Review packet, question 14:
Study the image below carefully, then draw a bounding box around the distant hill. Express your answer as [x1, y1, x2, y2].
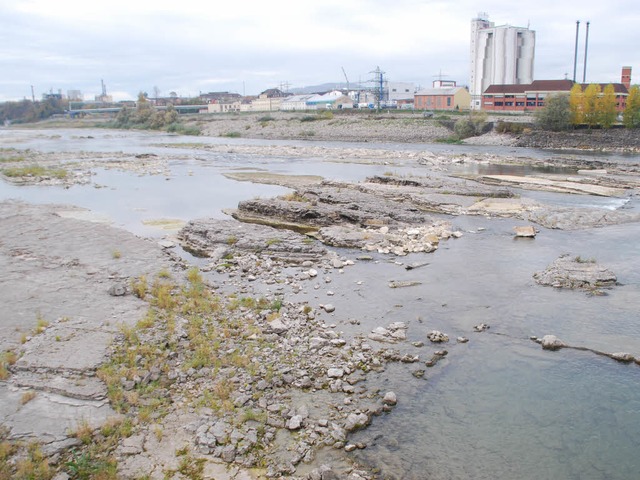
[288, 82, 367, 94]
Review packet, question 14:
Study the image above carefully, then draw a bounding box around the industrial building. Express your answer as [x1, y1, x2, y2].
[414, 81, 471, 111]
[470, 13, 535, 109]
[481, 67, 632, 113]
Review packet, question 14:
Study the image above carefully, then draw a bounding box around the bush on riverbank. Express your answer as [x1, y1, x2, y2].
[112, 94, 200, 135]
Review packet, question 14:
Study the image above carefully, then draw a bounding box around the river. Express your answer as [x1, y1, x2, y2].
[1, 127, 639, 479]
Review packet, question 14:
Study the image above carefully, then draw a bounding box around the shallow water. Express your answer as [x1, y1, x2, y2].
[2, 127, 640, 479]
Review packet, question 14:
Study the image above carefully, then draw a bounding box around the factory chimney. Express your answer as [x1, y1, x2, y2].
[621, 66, 632, 89]
[582, 21, 590, 83]
[572, 21, 580, 82]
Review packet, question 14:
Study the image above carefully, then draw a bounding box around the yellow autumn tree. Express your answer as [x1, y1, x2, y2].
[583, 83, 601, 128]
[598, 84, 618, 129]
[624, 85, 640, 128]
[569, 83, 584, 125]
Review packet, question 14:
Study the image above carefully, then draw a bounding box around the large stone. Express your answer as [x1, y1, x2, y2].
[427, 330, 449, 343]
[287, 415, 303, 430]
[534, 254, 617, 290]
[514, 225, 536, 237]
[344, 412, 370, 432]
[382, 391, 397, 406]
[540, 335, 566, 351]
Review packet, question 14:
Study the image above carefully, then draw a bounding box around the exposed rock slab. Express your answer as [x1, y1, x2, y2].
[178, 218, 327, 263]
[0, 200, 177, 446]
[533, 254, 617, 290]
[481, 174, 627, 197]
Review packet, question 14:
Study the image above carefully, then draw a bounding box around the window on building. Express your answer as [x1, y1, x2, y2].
[447, 98, 451, 107]
[505, 102, 513, 106]
[516, 102, 524, 107]
[495, 101, 503, 106]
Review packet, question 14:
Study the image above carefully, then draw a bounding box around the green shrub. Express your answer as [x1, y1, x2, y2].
[2, 165, 68, 179]
[453, 111, 488, 138]
[535, 93, 572, 131]
[495, 121, 525, 134]
[167, 123, 201, 135]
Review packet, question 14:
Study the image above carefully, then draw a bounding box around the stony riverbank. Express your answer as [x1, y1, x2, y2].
[514, 127, 640, 153]
[2, 123, 640, 479]
[190, 111, 640, 153]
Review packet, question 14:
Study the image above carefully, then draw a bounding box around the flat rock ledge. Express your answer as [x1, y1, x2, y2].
[178, 218, 328, 264]
[229, 181, 460, 255]
[533, 254, 617, 291]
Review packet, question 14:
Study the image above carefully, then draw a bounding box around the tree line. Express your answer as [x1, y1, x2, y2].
[0, 97, 67, 124]
[537, 84, 640, 131]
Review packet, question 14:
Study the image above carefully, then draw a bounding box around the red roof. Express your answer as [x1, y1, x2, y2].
[484, 79, 628, 95]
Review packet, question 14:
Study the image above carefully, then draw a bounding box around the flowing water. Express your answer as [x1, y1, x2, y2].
[1, 128, 639, 479]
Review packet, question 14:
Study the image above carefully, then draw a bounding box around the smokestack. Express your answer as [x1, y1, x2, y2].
[582, 21, 590, 83]
[622, 66, 632, 89]
[573, 21, 580, 82]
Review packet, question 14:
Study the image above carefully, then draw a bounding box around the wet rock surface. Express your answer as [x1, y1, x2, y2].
[533, 254, 617, 291]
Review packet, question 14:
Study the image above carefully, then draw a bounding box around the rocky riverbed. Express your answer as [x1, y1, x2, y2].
[2, 120, 640, 479]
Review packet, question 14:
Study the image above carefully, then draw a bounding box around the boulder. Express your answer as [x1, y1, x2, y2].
[514, 225, 536, 238]
[610, 352, 635, 363]
[540, 335, 566, 351]
[534, 254, 617, 291]
[382, 391, 397, 406]
[287, 415, 303, 430]
[427, 330, 449, 343]
[344, 412, 370, 432]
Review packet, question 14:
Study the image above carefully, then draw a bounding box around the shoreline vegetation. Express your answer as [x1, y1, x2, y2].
[0, 115, 639, 479]
[10, 109, 640, 153]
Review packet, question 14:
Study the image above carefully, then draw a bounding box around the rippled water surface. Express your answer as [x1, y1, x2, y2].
[2, 128, 640, 479]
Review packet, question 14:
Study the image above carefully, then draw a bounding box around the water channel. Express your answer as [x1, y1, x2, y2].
[1, 128, 639, 479]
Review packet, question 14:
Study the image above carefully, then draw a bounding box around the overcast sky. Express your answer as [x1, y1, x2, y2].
[1, 0, 638, 102]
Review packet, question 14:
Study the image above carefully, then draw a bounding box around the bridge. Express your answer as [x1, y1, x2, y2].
[67, 104, 208, 117]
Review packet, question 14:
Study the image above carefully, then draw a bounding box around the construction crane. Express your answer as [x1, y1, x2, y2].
[341, 67, 350, 91]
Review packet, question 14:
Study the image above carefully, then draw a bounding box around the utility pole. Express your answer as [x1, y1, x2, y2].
[30, 85, 35, 102]
[572, 21, 580, 82]
[370, 66, 386, 111]
[582, 21, 590, 83]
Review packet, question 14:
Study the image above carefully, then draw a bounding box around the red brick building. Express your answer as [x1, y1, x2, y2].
[482, 71, 631, 113]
